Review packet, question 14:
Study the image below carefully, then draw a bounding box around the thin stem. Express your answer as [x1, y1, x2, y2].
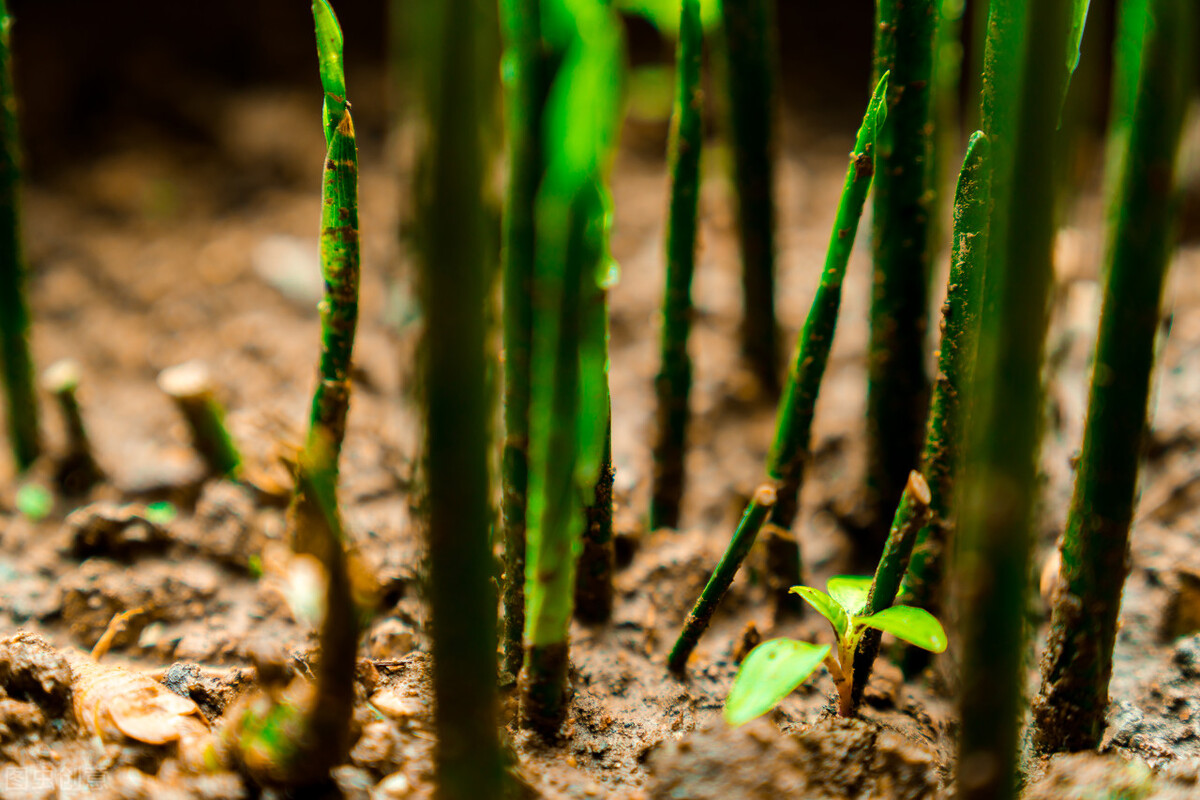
[0, 0, 38, 471]
[848, 470, 932, 714]
[649, 0, 703, 532]
[866, 0, 937, 555]
[957, 1, 1076, 797]
[668, 484, 777, 673]
[157, 361, 242, 479]
[575, 406, 614, 623]
[1032, 0, 1194, 755]
[722, 0, 780, 393]
[415, 0, 504, 792]
[669, 79, 889, 668]
[896, 131, 991, 645]
[43, 359, 103, 495]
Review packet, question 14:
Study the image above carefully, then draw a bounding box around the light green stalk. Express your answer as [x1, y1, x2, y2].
[956, 1, 1076, 798]
[668, 78, 888, 671]
[1033, 0, 1194, 755]
[0, 0, 38, 471]
[721, 0, 780, 392]
[499, 0, 545, 683]
[866, 0, 937, 552]
[849, 470, 931, 712]
[895, 131, 991, 653]
[412, 0, 505, 795]
[649, 0, 703, 532]
[292, 0, 361, 566]
[157, 361, 242, 479]
[522, 0, 622, 733]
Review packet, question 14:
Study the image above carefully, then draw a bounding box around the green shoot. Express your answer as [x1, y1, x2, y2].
[42, 358, 104, 495]
[865, 0, 937, 552]
[725, 575, 946, 725]
[721, 0, 781, 392]
[649, 0, 703, 532]
[668, 76, 888, 672]
[412, 0, 504, 793]
[157, 361, 243, 479]
[1033, 0, 1195, 755]
[15, 480, 51, 521]
[498, 0, 545, 681]
[0, 0, 39, 472]
[521, 0, 623, 732]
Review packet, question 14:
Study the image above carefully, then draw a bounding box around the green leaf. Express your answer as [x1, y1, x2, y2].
[312, 0, 347, 145]
[790, 586, 848, 640]
[856, 605, 948, 653]
[724, 639, 831, 727]
[826, 575, 872, 616]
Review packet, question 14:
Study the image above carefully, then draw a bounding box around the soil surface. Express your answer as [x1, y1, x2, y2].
[2, 71, 1200, 799]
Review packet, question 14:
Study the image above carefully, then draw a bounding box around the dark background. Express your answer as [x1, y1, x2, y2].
[8, 0, 883, 173]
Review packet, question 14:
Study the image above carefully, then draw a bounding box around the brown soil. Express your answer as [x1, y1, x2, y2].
[3, 73, 1200, 799]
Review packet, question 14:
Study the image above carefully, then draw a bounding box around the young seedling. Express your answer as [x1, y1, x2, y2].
[957, 1, 1079, 797]
[668, 75, 889, 673]
[412, 0, 505, 794]
[157, 360, 243, 479]
[498, 0, 546, 680]
[1033, 0, 1194, 755]
[894, 131, 991, 675]
[521, 0, 622, 733]
[725, 573, 946, 725]
[865, 0, 937, 554]
[721, 0, 781, 393]
[0, 0, 39, 472]
[42, 358, 104, 495]
[649, 0, 703, 532]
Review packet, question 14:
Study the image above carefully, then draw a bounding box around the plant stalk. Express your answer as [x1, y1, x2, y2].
[668, 484, 777, 673]
[866, 0, 937, 556]
[848, 470, 932, 713]
[0, 0, 38, 472]
[895, 130, 991, 669]
[499, 0, 545, 683]
[649, 0, 703, 532]
[956, 1, 1075, 798]
[157, 360, 242, 479]
[576, 407, 615, 623]
[668, 78, 889, 667]
[1032, 0, 1194, 755]
[414, 0, 504, 793]
[43, 359, 103, 495]
[721, 0, 780, 393]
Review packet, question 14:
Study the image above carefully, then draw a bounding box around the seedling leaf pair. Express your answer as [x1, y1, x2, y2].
[725, 576, 946, 725]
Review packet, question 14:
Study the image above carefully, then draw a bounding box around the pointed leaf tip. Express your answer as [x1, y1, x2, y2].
[724, 639, 831, 727]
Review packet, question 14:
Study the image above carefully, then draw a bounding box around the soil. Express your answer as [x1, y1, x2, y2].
[3, 65, 1200, 799]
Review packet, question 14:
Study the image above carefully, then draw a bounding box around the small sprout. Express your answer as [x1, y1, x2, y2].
[15, 481, 52, 520]
[144, 500, 177, 526]
[725, 575, 946, 724]
[43, 358, 104, 494]
[157, 360, 243, 479]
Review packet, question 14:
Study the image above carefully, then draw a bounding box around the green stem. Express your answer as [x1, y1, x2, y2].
[649, 0, 703, 532]
[848, 470, 932, 713]
[896, 131, 991, 642]
[498, 0, 544, 683]
[865, 0, 937, 553]
[0, 1, 38, 472]
[157, 361, 242, 479]
[43, 359, 103, 495]
[575, 408, 614, 623]
[721, 0, 780, 393]
[668, 484, 777, 673]
[415, 0, 504, 793]
[957, 1, 1075, 798]
[766, 75, 889, 537]
[1032, 0, 1193, 755]
[669, 78, 888, 660]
